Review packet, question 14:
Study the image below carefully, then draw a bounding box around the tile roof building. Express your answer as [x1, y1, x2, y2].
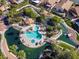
[54, 0, 74, 11]
[61, 0, 73, 11]
[0, 4, 9, 12]
[32, 0, 58, 5]
[47, 0, 58, 5]
[69, 5, 79, 18]
[74, 6, 79, 16]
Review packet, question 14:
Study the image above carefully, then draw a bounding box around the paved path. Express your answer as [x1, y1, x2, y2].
[43, 10, 78, 46]
[50, 30, 62, 40]
[16, 4, 40, 11]
[49, 11, 79, 45]
[1, 31, 17, 59]
[48, 11, 79, 45]
[67, 28, 79, 44]
[62, 20, 79, 45]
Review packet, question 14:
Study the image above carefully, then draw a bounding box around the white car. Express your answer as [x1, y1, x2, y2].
[31, 0, 41, 4]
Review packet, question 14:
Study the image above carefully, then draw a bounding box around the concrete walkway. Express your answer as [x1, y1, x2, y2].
[49, 11, 79, 45]
[16, 4, 40, 11]
[62, 20, 79, 45]
[50, 30, 62, 40]
[1, 31, 17, 59]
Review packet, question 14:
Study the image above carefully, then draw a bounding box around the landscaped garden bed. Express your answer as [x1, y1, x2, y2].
[4, 27, 49, 59]
[23, 8, 38, 18]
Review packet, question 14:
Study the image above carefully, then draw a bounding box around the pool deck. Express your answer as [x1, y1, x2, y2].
[20, 34, 46, 48]
[20, 24, 46, 48]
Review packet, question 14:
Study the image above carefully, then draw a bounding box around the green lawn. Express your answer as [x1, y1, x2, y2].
[24, 8, 38, 18]
[71, 50, 79, 59]
[4, 27, 49, 59]
[58, 42, 75, 50]
[58, 23, 76, 46]
[65, 19, 73, 27]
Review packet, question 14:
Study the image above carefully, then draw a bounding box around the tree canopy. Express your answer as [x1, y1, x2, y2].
[51, 16, 61, 23]
[17, 50, 26, 59]
[23, 8, 37, 18]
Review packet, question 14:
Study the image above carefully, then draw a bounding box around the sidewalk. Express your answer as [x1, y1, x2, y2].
[62, 20, 79, 45]
[1, 31, 17, 59]
[50, 30, 62, 40]
[16, 4, 40, 11]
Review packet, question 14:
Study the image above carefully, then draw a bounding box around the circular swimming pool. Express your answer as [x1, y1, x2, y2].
[24, 25, 42, 43]
[20, 24, 46, 48]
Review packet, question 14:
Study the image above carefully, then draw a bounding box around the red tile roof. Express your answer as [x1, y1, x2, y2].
[54, 0, 73, 11]
[55, 0, 67, 8]
[75, 6, 79, 16]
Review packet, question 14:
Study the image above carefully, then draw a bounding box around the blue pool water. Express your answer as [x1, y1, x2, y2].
[25, 25, 42, 42]
[31, 40, 35, 43]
